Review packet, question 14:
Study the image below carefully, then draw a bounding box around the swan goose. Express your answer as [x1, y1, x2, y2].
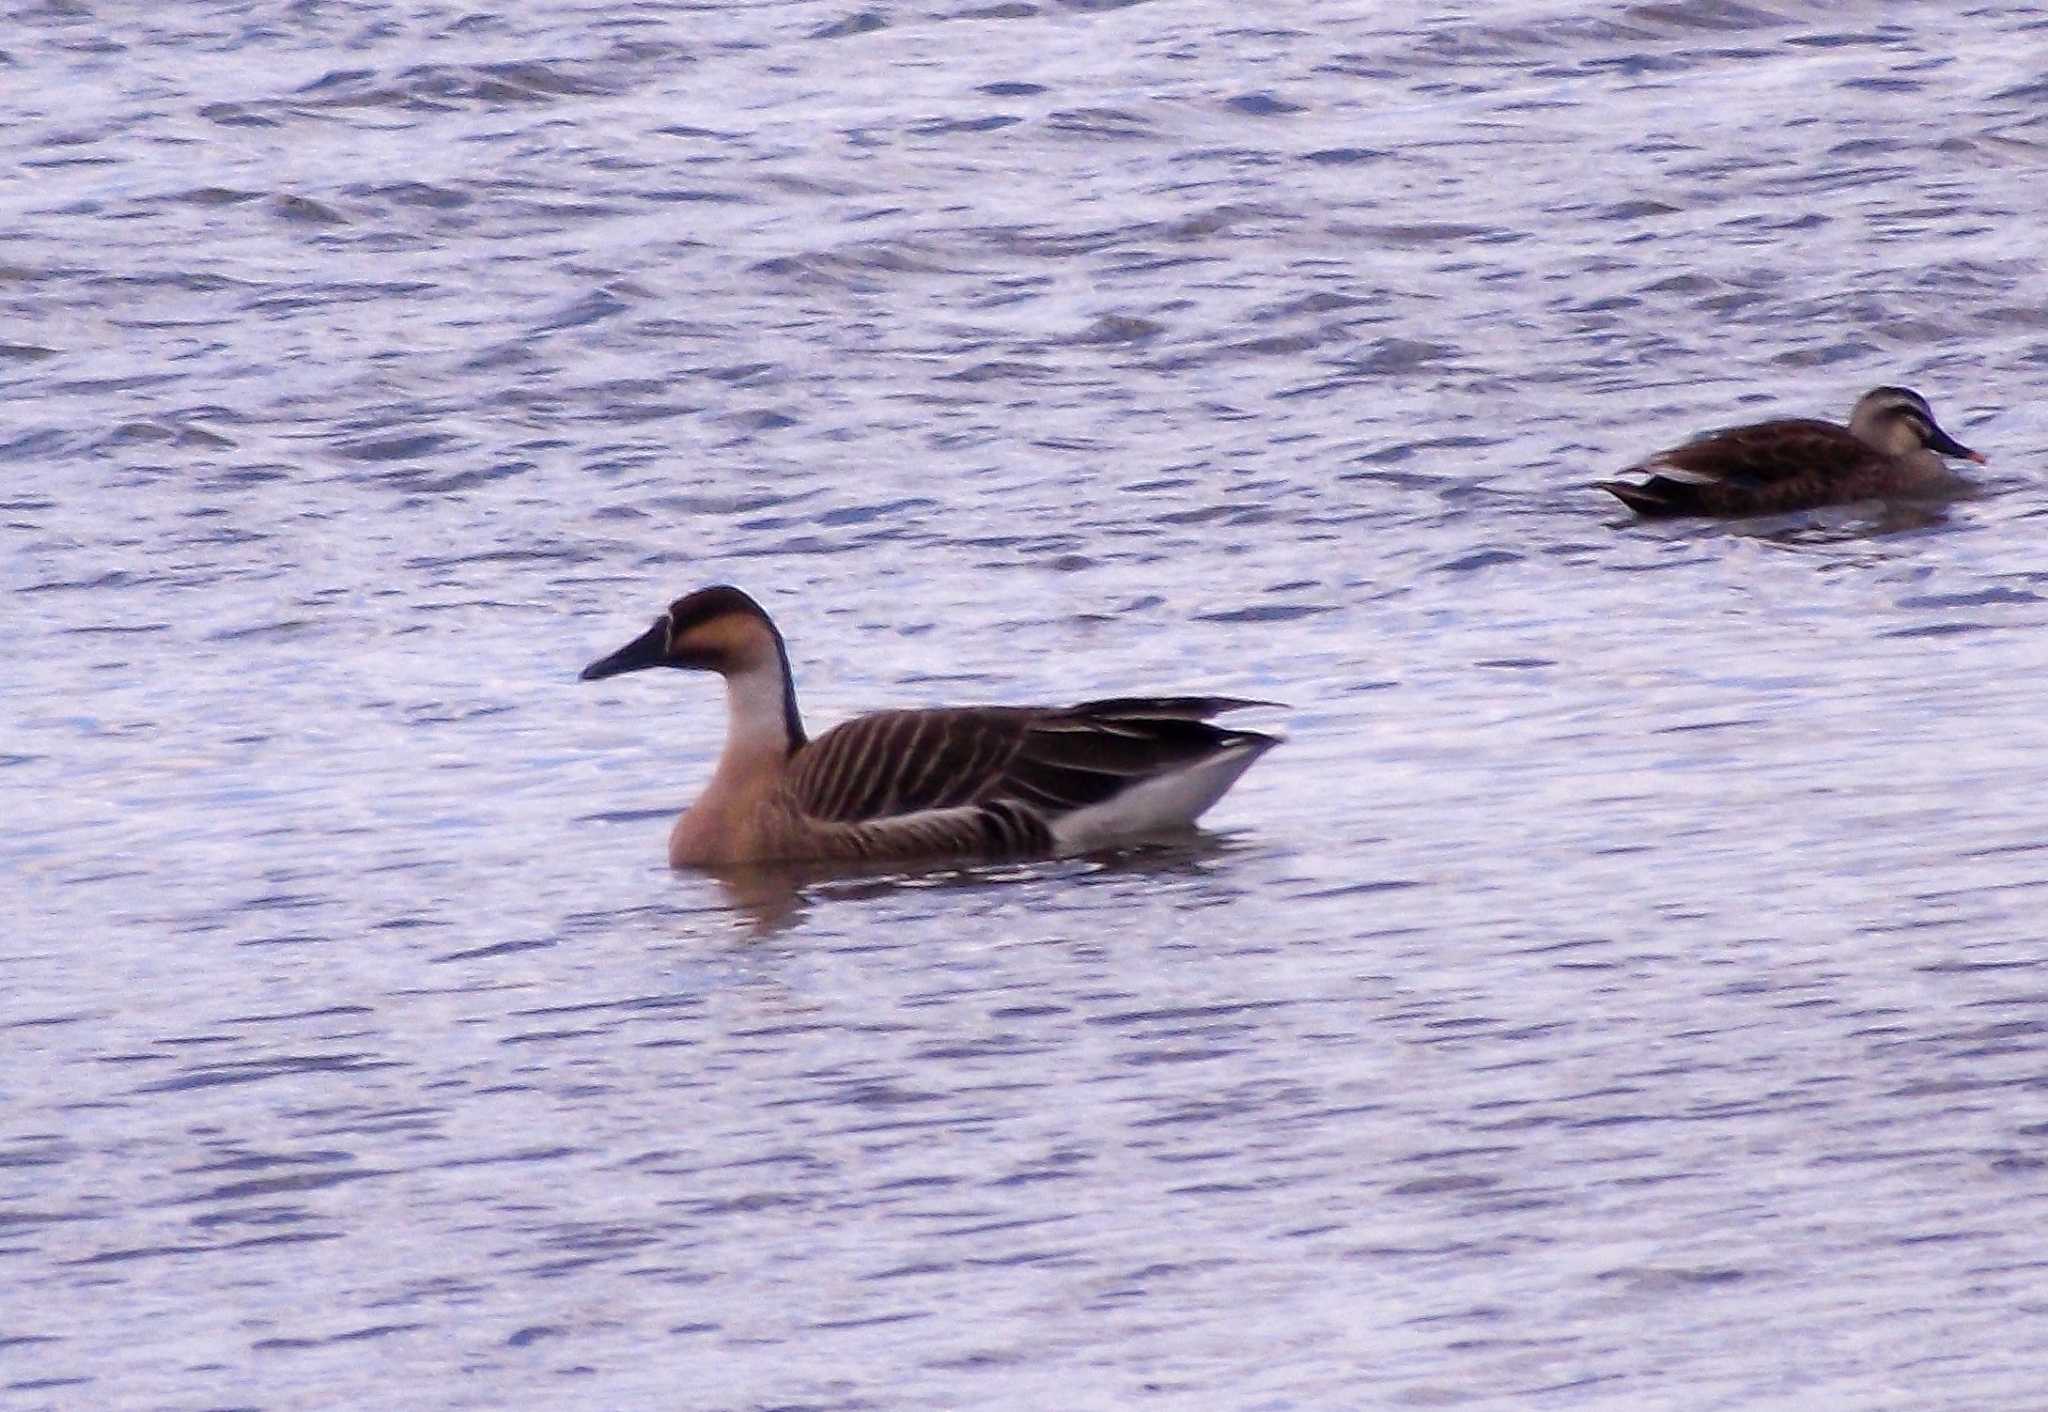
[580, 586, 1282, 867]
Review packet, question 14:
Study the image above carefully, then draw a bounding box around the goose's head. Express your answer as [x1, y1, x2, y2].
[580, 586, 785, 681]
[1849, 386, 1985, 464]
[582, 585, 805, 748]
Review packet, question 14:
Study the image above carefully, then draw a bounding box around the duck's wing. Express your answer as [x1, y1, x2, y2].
[1648, 418, 1873, 487]
[783, 698, 1280, 856]
[1597, 418, 1877, 516]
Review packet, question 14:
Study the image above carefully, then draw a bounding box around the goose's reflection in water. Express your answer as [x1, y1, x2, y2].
[701, 832, 1262, 938]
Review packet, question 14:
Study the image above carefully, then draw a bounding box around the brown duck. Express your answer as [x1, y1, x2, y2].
[1597, 385, 1985, 518]
[580, 586, 1282, 867]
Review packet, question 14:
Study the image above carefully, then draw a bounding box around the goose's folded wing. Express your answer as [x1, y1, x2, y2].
[1064, 695, 1281, 720]
[999, 699, 1279, 815]
[785, 709, 1034, 823]
[1646, 418, 1870, 486]
[784, 699, 1280, 826]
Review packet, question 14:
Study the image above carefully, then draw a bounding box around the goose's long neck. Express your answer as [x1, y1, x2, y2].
[718, 640, 806, 766]
[671, 653, 802, 868]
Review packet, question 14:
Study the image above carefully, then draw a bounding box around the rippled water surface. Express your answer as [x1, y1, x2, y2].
[8, 1, 2048, 1407]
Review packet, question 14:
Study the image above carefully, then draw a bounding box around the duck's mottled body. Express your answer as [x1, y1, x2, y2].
[1597, 386, 1984, 518]
[581, 587, 1280, 867]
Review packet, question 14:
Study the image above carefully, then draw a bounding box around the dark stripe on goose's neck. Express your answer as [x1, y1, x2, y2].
[765, 616, 807, 752]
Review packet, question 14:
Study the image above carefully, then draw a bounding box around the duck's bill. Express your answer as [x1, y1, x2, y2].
[580, 620, 670, 681]
[1928, 423, 1987, 464]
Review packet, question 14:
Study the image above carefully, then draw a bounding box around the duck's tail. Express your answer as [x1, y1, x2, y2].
[1595, 478, 1694, 518]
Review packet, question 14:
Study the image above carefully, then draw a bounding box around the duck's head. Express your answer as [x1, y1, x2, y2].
[1850, 386, 1985, 464]
[582, 585, 805, 747]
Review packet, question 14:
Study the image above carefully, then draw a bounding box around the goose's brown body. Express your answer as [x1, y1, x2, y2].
[670, 698, 1273, 866]
[1597, 386, 1984, 518]
[581, 587, 1280, 867]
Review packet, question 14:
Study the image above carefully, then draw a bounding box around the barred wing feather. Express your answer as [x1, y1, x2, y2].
[784, 698, 1278, 834]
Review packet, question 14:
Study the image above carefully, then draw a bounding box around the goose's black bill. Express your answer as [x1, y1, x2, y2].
[581, 620, 670, 681]
[1925, 420, 1986, 464]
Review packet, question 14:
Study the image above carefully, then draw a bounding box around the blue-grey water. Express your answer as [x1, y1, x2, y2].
[7, 2, 2048, 1407]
